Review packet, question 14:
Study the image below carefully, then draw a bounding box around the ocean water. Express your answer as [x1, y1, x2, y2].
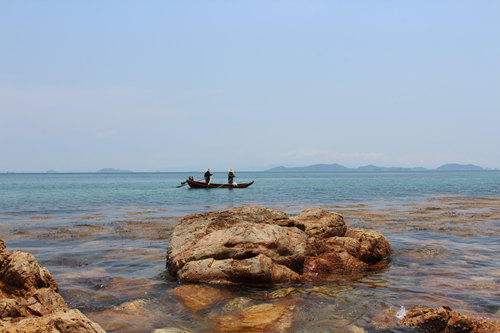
[1, 170, 499, 217]
[1, 171, 499, 332]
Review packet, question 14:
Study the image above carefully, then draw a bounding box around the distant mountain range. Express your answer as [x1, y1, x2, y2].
[266, 163, 488, 172]
[96, 168, 132, 173]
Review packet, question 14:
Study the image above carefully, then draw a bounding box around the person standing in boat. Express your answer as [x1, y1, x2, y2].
[204, 169, 213, 184]
[228, 169, 236, 185]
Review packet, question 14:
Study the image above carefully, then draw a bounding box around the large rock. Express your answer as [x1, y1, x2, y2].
[0, 240, 105, 332]
[167, 206, 392, 285]
[167, 206, 307, 284]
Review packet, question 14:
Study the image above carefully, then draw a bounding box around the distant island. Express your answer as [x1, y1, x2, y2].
[96, 168, 133, 173]
[266, 163, 487, 172]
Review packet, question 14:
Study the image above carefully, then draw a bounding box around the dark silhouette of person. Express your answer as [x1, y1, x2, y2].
[204, 169, 213, 184]
[228, 169, 236, 184]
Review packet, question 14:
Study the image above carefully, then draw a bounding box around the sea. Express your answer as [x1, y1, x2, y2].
[2, 170, 499, 217]
[1, 171, 499, 332]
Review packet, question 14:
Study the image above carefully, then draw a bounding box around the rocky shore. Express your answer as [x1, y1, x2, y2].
[0, 240, 105, 332]
[1, 197, 499, 332]
[166, 206, 392, 285]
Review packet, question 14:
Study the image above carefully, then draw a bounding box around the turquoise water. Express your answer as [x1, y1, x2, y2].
[1, 171, 499, 217]
[1, 171, 499, 332]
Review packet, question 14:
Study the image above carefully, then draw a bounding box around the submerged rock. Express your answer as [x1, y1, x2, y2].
[166, 206, 392, 285]
[212, 299, 297, 332]
[171, 284, 232, 312]
[0, 239, 105, 332]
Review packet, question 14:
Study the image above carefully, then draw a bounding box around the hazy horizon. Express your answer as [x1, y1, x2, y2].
[1, 162, 498, 174]
[2, 1, 499, 172]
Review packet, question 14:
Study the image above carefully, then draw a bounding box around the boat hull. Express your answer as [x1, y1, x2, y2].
[186, 179, 254, 188]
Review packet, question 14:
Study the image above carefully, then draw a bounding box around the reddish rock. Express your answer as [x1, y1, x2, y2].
[402, 305, 500, 332]
[304, 251, 368, 274]
[345, 228, 392, 263]
[212, 299, 297, 332]
[307, 236, 360, 257]
[172, 284, 232, 312]
[0, 249, 57, 293]
[0, 309, 106, 332]
[372, 305, 500, 332]
[0, 240, 105, 332]
[292, 208, 347, 239]
[167, 206, 391, 285]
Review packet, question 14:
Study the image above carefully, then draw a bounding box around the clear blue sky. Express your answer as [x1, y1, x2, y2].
[1, 1, 499, 172]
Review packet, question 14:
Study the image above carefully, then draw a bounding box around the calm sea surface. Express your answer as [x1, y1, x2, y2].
[1, 171, 499, 332]
[1, 171, 499, 216]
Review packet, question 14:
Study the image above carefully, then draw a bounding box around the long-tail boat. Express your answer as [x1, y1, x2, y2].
[186, 179, 254, 188]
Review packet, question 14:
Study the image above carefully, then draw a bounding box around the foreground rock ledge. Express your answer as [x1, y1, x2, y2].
[166, 206, 392, 285]
[0, 240, 105, 332]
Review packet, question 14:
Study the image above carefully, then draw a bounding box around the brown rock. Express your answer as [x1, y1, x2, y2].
[177, 254, 300, 285]
[0, 240, 105, 332]
[168, 207, 292, 269]
[212, 299, 296, 332]
[167, 206, 307, 284]
[0, 250, 58, 292]
[172, 284, 232, 312]
[25, 288, 69, 316]
[167, 206, 391, 285]
[373, 305, 500, 332]
[345, 228, 392, 263]
[402, 305, 500, 332]
[175, 223, 306, 273]
[304, 251, 368, 274]
[293, 208, 346, 239]
[0, 309, 106, 333]
[307, 236, 361, 257]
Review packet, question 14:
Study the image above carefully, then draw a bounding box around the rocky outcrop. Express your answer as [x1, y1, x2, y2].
[0, 240, 105, 332]
[372, 305, 500, 332]
[167, 206, 392, 285]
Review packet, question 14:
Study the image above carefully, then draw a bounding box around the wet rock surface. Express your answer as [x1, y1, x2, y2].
[373, 305, 500, 332]
[167, 206, 392, 285]
[0, 240, 105, 332]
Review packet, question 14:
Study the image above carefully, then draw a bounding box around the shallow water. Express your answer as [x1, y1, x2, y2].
[1, 172, 499, 331]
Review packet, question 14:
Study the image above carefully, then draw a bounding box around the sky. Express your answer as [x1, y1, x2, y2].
[1, 1, 499, 172]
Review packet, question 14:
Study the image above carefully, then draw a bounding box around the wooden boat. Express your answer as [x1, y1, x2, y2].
[186, 179, 254, 188]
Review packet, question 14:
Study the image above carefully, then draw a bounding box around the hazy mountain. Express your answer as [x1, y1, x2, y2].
[266, 163, 485, 172]
[267, 163, 349, 172]
[436, 163, 484, 171]
[96, 168, 133, 173]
